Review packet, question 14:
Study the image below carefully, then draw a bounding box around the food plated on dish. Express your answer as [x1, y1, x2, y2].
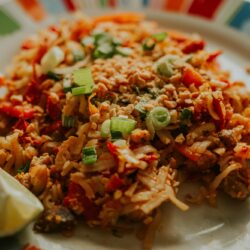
[0, 12, 250, 249]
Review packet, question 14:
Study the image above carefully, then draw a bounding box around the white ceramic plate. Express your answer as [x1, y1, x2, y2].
[1, 10, 250, 250]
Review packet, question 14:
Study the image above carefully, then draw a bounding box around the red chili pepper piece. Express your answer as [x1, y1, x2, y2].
[21, 39, 35, 50]
[106, 174, 125, 192]
[33, 43, 48, 64]
[13, 119, 29, 131]
[213, 97, 226, 129]
[175, 144, 201, 162]
[70, 20, 90, 41]
[46, 95, 61, 120]
[182, 67, 204, 87]
[48, 25, 60, 34]
[142, 153, 159, 163]
[0, 102, 34, 119]
[41, 120, 62, 135]
[107, 141, 118, 156]
[235, 145, 250, 159]
[25, 80, 41, 104]
[64, 182, 99, 221]
[206, 50, 222, 63]
[182, 39, 205, 53]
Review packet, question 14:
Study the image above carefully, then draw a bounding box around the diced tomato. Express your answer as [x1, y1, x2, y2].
[106, 174, 125, 192]
[0, 102, 34, 119]
[21, 39, 35, 50]
[206, 50, 222, 63]
[107, 141, 118, 156]
[175, 144, 201, 162]
[182, 39, 205, 53]
[25, 80, 41, 104]
[182, 67, 204, 87]
[13, 119, 29, 131]
[142, 153, 159, 163]
[46, 95, 61, 120]
[64, 182, 100, 221]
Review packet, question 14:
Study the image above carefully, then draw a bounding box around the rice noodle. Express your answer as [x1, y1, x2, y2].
[210, 162, 242, 190]
[53, 55, 90, 75]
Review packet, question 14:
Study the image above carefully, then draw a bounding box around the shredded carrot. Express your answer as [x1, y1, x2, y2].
[93, 12, 144, 25]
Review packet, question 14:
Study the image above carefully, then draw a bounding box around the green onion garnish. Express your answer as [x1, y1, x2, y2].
[111, 131, 123, 141]
[93, 43, 114, 59]
[156, 60, 173, 77]
[148, 107, 171, 130]
[73, 67, 94, 87]
[47, 71, 61, 81]
[101, 119, 111, 138]
[142, 38, 156, 51]
[82, 146, 97, 165]
[72, 86, 93, 95]
[94, 32, 113, 46]
[110, 117, 136, 135]
[17, 161, 30, 174]
[112, 37, 122, 46]
[63, 76, 72, 93]
[81, 36, 94, 46]
[62, 115, 76, 128]
[135, 101, 147, 120]
[180, 108, 193, 121]
[151, 32, 167, 42]
[116, 47, 133, 56]
[146, 115, 155, 139]
[73, 50, 85, 62]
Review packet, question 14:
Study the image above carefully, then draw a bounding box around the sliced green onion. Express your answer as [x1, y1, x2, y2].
[73, 67, 94, 86]
[94, 32, 113, 46]
[146, 115, 155, 139]
[151, 32, 167, 42]
[63, 76, 72, 93]
[155, 55, 178, 77]
[142, 38, 156, 51]
[41, 46, 64, 73]
[101, 119, 111, 138]
[180, 108, 193, 121]
[93, 43, 114, 59]
[156, 61, 173, 77]
[82, 146, 97, 165]
[148, 107, 171, 130]
[112, 37, 122, 46]
[62, 115, 76, 128]
[135, 101, 147, 120]
[47, 71, 61, 81]
[17, 161, 30, 174]
[133, 86, 140, 95]
[111, 131, 123, 141]
[116, 47, 133, 56]
[81, 36, 94, 46]
[73, 50, 85, 62]
[72, 86, 93, 95]
[110, 117, 136, 135]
